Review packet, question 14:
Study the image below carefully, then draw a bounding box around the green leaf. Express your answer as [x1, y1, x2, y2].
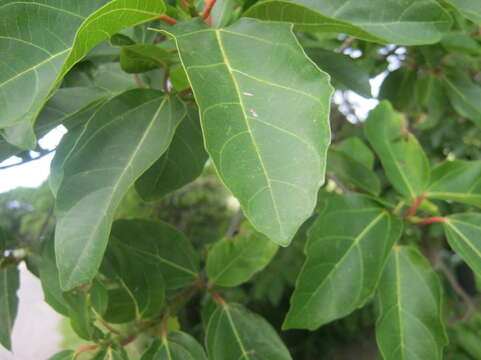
[63, 288, 100, 341]
[446, 0, 481, 23]
[306, 48, 371, 98]
[0, 228, 6, 252]
[92, 344, 129, 360]
[0, 0, 166, 149]
[206, 303, 292, 360]
[365, 101, 430, 200]
[120, 44, 171, 73]
[444, 214, 481, 278]
[283, 194, 402, 330]
[207, 222, 278, 287]
[159, 18, 332, 246]
[244, 0, 452, 45]
[379, 68, 417, 112]
[212, 0, 236, 28]
[110, 219, 199, 289]
[101, 229, 165, 323]
[441, 32, 481, 55]
[47, 350, 75, 360]
[336, 137, 375, 169]
[327, 149, 381, 195]
[444, 71, 481, 129]
[135, 107, 208, 201]
[141, 332, 207, 360]
[427, 160, 481, 208]
[0, 266, 19, 350]
[376, 246, 447, 360]
[54, 89, 184, 291]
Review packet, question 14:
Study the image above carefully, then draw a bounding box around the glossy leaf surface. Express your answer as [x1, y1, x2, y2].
[444, 214, 481, 278]
[376, 246, 447, 360]
[160, 18, 332, 246]
[206, 303, 292, 360]
[54, 90, 183, 291]
[427, 160, 481, 208]
[0, 0, 165, 148]
[245, 0, 452, 45]
[284, 194, 402, 330]
[365, 101, 430, 200]
[207, 222, 278, 287]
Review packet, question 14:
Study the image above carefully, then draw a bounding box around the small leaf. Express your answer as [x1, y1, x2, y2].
[0, 266, 19, 350]
[63, 288, 100, 341]
[135, 107, 208, 201]
[47, 350, 75, 360]
[110, 219, 199, 289]
[446, 0, 481, 23]
[327, 149, 381, 195]
[306, 48, 371, 98]
[365, 101, 430, 200]
[54, 90, 184, 291]
[245, 0, 452, 45]
[0, 0, 166, 149]
[141, 332, 207, 360]
[283, 194, 402, 330]
[379, 68, 417, 112]
[444, 214, 481, 278]
[207, 222, 278, 287]
[158, 18, 332, 246]
[427, 160, 481, 208]
[120, 44, 171, 73]
[336, 137, 375, 169]
[444, 71, 481, 129]
[92, 344, 129, 360]
[206, 303, 292, 360]
[376, 246, 447, 360]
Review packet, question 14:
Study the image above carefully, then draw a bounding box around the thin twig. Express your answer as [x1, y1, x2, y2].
[201, 0, 217, 20]
[414, 217, 445, 226]
[337, 37, 355, 53]
[156, 15, 178, 25]
[405, 193, 426, 218]
[163, 67, 170, 93]
[133, 74, 145, 88]
[99, 317, 122, 335]
[436, 254, 475, 324]
[0, 149, 55, 170]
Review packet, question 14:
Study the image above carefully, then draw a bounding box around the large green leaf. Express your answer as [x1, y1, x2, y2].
[444, 214, 481, 278]
[283, 194, 402, 330]
[54, 89, 184, 291]
[245, 0, 452, 45]
[0, 0, 166, 148]
[206, 303, 292, 360]
[0, 266, 19, 350]
[365, 101, 430, 200]
[427, 160, 481, 208]
[141, 332, 207, 360]
[135, 107, 208, 201]
[207, 222, 278, 287]
[306, 48, 371, 98]
[447, 0, 481, 23]
[158, 18, 332, 246]
[444, 71, 481, 129]
[376, 246, 447, 360]
[327, 149, 381, 195]
[110, 219, 199, 289]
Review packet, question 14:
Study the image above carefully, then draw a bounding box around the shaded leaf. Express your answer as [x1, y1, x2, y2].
[54, 90, 184, 291]
[376, 246, 447, 360]
[47, 350, 75, 360]
[135, 107, 208, 201]
[379, 68, 417, 112]
[0, 266, 19, 350]
[120, 44, 171, 73]
[306, 48, 371, 98]
[245, 0, 452, 45]
[365, 101, 430, 200]
[92, 344, 129, 360]
[284, 194, 402, 330]
[159, 18, 332, 246]
[336, 137, 375, 169]
[444, 214, 481, 278]
[444, 71, 481, 129]
[206, 303, 292, 359]
[0, 0, 166, 149]
[110, 219, 199, 289]
[141, 332, 207, 360]
[427, 160, 481, 208]
[212, 0, 236, 28]
[327, 149, 381, 195]
[207, 222, 278, 287]
[447, 0, 481, 23]
[63, 288, 101, 341]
